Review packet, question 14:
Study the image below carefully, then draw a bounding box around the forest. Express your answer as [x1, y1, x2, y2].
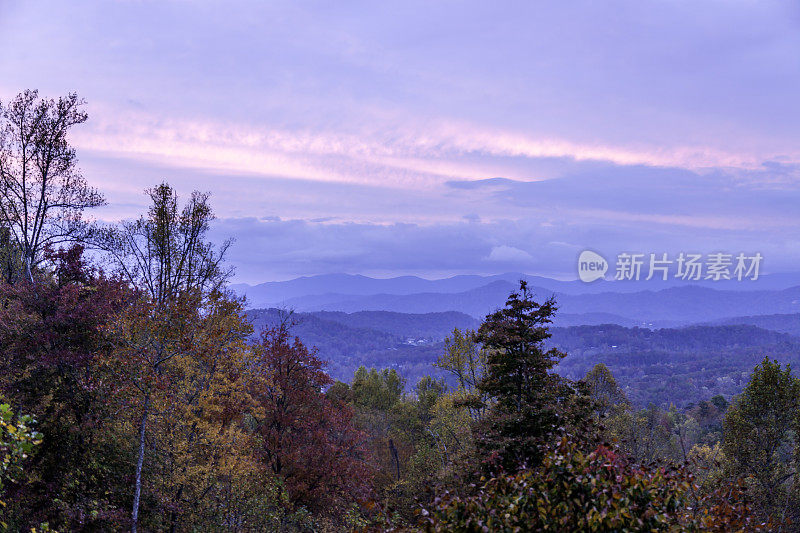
[245, 308, 800, 408]
[2, 90, 800, 531]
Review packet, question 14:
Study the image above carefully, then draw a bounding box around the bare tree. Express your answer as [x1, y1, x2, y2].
[100, 182, 232, 304]
[0, 89, 105, 282]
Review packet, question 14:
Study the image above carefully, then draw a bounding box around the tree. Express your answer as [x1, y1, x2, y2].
[435, 328, 486, 419]
[399, 384, 477, 520]
[139, 291, 259, 532]
[607, 404, 688, 464]
[0, 226, 23, 284]
[0, 90, 104, 282]
[351, 366, 405, 413]
[251, 321, 374, 517]
[100, 183, 234, 531]
[110, 284, 274, 532]
[0, 400, 41, 530]
[424, 438, 763, 532]
[473, 281, 592, 470]
[424, 391, 476, 474]
[583, 362, 628, 417]
[415, 376, 448, 427]
[436, 329, 485, 393]
[0, 246, 133, 530]
[476, 281, 562, 407]
[723, 357, 800, 523]
[99, 183, 231, 304]
[348, 367, 410, 488]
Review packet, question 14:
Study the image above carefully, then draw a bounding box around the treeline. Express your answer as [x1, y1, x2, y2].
[242, 309, 800, 408]
[248, 308, 402, 361]
[245, 309, 453, 384]
[551, 323, 799, 353]
[1, 89, 799, 531]
[553, 324, 800, 407]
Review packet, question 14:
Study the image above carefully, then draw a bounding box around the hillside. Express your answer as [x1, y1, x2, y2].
[711, 313, 800, 336]
[245, 308, 475, 382]
[309, 310, 479, 340]
[244, 307, 800, 407]
[550, 324, 800, 407]
[246, 308, 402, 360]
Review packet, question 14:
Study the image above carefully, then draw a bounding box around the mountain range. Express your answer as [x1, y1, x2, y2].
[232, 271, 800, 307]
[234, 272, 800, 406]
[233, 273, 800, 327]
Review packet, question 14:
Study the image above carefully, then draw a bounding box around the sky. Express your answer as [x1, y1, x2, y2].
[1, 0, 799, 283]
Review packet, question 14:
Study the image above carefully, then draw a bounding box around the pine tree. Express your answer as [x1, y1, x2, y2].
[474, 280, 590, 471]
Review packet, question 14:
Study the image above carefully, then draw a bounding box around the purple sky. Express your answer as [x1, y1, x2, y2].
[2, 1, 799, 283]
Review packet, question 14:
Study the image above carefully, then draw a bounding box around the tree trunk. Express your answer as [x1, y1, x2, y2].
[24, 258, 33, 284]
[169, 484, 184, 533]
[389, 438, 400, 481]
[132, 393, 150, 533]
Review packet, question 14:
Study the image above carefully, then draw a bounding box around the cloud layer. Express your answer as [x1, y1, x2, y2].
[2, 1, 799, 282]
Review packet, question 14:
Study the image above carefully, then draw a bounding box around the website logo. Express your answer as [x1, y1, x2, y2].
[578, 251, 763, 282]
[578, 250, 608, 282]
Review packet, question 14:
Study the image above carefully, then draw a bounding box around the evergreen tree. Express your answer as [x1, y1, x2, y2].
[474, 280, 591, 471]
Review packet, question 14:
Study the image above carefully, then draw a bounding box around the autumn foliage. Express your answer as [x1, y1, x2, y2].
[424, 437, 764, 532]
[252, 320, 374, 514]
[0, 223, 779, 532]
[0, 91, 789, 531]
